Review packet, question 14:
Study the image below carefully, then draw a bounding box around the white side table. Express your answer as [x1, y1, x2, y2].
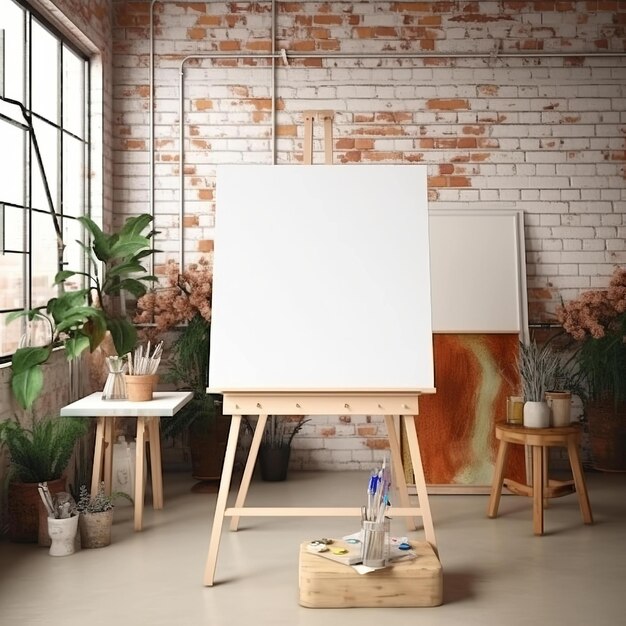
[61, 391, 192, 531]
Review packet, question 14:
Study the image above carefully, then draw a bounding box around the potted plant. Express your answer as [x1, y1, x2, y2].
[556, 266, 626, 471]
[76, 482, 132, 548]
[517, 341, 561, 428]
[135, 258, 227, 483]
[8, 214, 158, 410]
[257, 416, 310, 482]
[0, 416, 87, 543]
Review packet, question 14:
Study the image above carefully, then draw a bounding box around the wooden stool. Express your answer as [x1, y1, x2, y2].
[487, 424, 593, 535]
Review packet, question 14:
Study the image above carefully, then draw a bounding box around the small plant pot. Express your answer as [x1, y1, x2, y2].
[47, 515, 79, 557]
[79, 510, 114, 548]
[523, 401, 551, 428]
[124, 375, 154, 402]
[259, 446, 291, 482]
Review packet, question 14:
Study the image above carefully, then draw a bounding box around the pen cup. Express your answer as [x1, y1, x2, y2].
[361, 519, 390, 568]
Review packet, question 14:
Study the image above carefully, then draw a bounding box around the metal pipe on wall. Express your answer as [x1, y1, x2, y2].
[149, 0, 626, 270]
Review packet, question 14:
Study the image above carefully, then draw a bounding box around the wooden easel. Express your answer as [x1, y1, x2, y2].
[303, 110, 334, 165]
[203, 391, 437, 586]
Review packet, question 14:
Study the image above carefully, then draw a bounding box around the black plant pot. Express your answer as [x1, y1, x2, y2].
[259, 445, 291, 482]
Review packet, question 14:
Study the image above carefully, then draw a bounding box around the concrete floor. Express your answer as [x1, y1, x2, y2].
[0, 470, 624, 626]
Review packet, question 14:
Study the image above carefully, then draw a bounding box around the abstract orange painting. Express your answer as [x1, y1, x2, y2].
[416, 333, 526, 489]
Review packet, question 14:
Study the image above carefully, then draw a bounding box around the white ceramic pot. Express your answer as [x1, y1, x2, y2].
[47, 515, 79, 557]
[523, 401, 551, 428]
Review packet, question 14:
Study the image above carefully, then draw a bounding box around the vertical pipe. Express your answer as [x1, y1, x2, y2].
[270, 0, 276, 165]
[149, 0, 157, 275]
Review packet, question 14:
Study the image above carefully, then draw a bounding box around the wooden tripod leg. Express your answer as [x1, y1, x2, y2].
[134, 417, 147, 531]
[230, 414, 268, 531]
[403, 415, 437, 552]
[487, 438, 509, 519]
[204, 415, 243, 587]
[303, 112, 314, 164]
[91, 417, 106, 497]
[384, 415, 415, 531]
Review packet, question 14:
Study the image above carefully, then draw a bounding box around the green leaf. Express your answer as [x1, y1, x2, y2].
[64, 334, 91, 360]
[107, 318, 137, 356]
[6, 307, 47, 325]
[11, 365, 44, 410]
[106, 260, 146, 277]
[116, 278, 147, 298]
[135, 248, 158, 260]
[11, 346, 52, 375]
[120, 214, 153, 238]
[54, 270, 77, 284]
[82, 312, 108, 351]
[78, 216, 111, 262]
[109, 235, 151, 260]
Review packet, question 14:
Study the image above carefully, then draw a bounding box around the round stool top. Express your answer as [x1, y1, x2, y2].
[496, 423, 581, 446]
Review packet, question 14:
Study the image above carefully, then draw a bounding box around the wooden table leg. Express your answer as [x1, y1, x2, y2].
[103, 417, 115, 496]
[384, 415, 416, 531]
[147, 416, 164, 510]
[488, 438, 509, 519]
[204, 415, 243, 586]
[91, 417, 106, 497]
[567, 437, 593, 525]
[532, 446, 544, 535]
[542, 447, 549, 509]
[403, 415, 437, 552]
[134, 417, 147, 531]
[230, 414, 267, 531]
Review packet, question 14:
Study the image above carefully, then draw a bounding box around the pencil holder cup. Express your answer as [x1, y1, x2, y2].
[361, 518, 390, 568]
[124, 375, 154, 402]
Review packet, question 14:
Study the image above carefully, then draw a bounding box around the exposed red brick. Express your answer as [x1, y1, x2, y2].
[420, 138, 435, 149]
[123, 139, 145, 150]
[191, 139, 210, 149]
[365, 438, 390, 450]
[419, 15, 442, 25]
[336, 138, 355, 149]
[611, 151, 626, 161]
[450, 14, 514, 22]
[427, 98, 470, 110]
[290, 39, 316, 51]
[420, 38, 436, 50]
[339, 151, 362, 163]
[183, 215, 199, 228]
[319, 427, 336, 437]
[188, 126, 199, 136]
[194, 99, 213, 111]
[318, 40, 341, 50]
[117, 126, 131, 136]
[279, 2, 305, 12]
[528, 287, 554, 300]
[196, 14, 221, 26]
[439, 163, 454, 175]
[405, 153, 424, 162]
[391, 2, 433, 11]
[198, 189, 214, 201]
[219, 40, 241, 51]
[428, 176, 447, 187]
[314, 14, 343, 25]
[311, 28, 330, 39]
[357, 426, 377, 437]
[353, 125, 406, 136]
[197, 240, 214, 253]
[462, 125, 486, 135]
[354, 138, 374, 150]
[470, 153, 491, 162]
[354, 114, 375, 123]
[375, 26, 398, 37]
[478, 84, 499, 96]
[354, 27, 374, 38]
[362, 151, 403, 161]
[246, 40, 272, 51]
[477, 138, 500, 148]
[247, 97, 284, 111]
[277, 125, 297, 137]
[252, 111, 269, 123]
[449, 176, 471, 187]
[187, 27, 206, 40]
[294, 15, 312, 26]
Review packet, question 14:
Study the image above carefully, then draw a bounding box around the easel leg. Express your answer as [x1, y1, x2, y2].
[487, 439, 509, 518]
[103, 417, 115, 495]
[204, 415, 243, 586]
[134, 417, 147, 532]
[384, 415, 416, 531]
[91, 417, 106, 497]
[230, 414, 268, 531]
[403, 415, 437, 552]
[148, 417, 164, 510]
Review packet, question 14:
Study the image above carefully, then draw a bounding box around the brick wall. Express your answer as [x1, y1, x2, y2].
[110, 0, 626, 470]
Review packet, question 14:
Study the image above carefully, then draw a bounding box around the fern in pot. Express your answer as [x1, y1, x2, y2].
[517, 341, 561, 428]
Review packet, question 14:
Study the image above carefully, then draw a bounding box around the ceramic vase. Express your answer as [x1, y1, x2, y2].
[523, 401, 550, 428]
[47, 515, 79, 556]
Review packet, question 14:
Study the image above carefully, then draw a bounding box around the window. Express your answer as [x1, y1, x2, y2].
[0, 0, 89, 359]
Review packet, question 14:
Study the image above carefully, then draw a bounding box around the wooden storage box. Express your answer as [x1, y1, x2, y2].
[298, 541, 443, 608]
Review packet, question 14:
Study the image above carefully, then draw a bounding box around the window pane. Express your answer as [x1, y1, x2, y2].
[0, 121, 25, 205]
[31, 118, 59, 213]
[31, 19, 59, 122]
[62, 46, 84, 138]
[62, 216, 84, 289]
[1, 311, 23, 357]
[31, 209, 58, 307]
[2, 203, 26, 252]
[0, 0, 25, 103]
[62, 134, 85, 217]
[0, 252, 25, 309]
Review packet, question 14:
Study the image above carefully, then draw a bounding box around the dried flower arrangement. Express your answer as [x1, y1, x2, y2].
[556, 266, 626, 403]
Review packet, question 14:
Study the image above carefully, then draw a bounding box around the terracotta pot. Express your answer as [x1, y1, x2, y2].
[8, 477, 67, 544]
[79, 509, 114, 548]
[586, 400, 626, 472]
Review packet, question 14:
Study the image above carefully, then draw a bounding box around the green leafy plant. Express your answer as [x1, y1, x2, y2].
[8, 214, 158, 409]
[76, 482, 132, 514]
[0, 417, 88, 483]
[260, 416, 310, 449]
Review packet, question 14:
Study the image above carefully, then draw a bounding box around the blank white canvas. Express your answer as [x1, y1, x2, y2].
[209, 164, 434, 392]
[429, 210, 526, 334]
